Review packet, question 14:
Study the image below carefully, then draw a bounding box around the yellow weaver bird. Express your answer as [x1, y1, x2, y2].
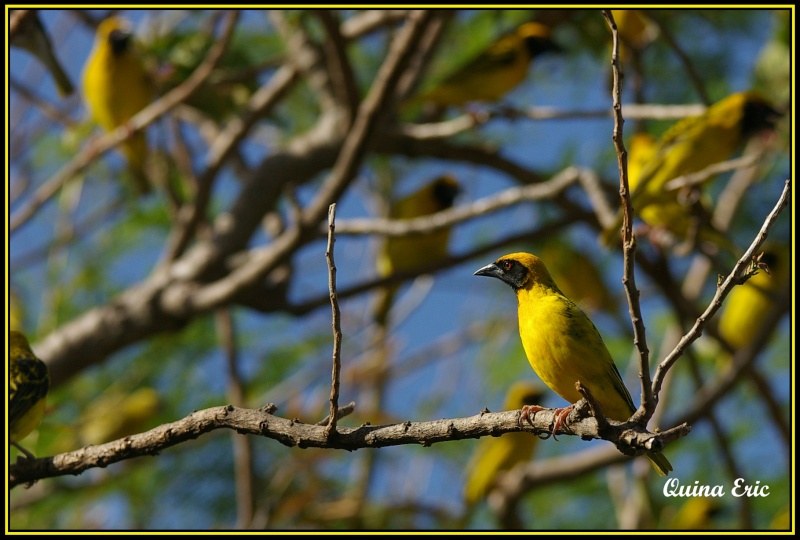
[602, 92, 780, 248]
[374, 175, 461, 326]
[627, 131, 733, 254]
[626, 132, 658, 191]
[416, 22, 560, 107]
[474, 252, 672, 476]
[463, 381, 545, 506]
[83, 17, 153, 194]
[717, 248, 788, 352]
[9, 331, 50, 459]
[10, 10, 74, 96]
[667, 497, 722, 530]
[611, 9, 657, 67]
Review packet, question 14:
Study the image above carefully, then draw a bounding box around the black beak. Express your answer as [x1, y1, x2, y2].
[474, 262, 502, 279]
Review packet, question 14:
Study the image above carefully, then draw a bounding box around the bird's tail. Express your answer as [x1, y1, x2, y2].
[123, 132, 152, 195]
[646, 451, 673, 477]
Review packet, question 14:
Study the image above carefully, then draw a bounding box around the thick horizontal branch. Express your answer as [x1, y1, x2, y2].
[9, 399, 686, 488]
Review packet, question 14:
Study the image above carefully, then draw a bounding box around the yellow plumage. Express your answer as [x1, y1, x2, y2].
[11, 10, 74, 96]
[374, 175, 461, 326]
[463, 381, 544, 506]
[82, 17, 153, 194]
[611, 9, 657, 66]
[474, 252, 672, 476]
[9, 331, 50, 459]
[667, 497, 722, 530]
[626, 131, 721, 248]
[718, 249, 787, 351]
[626, 132, 658, 193]
[602, 92, 780, 247]
[769, 504, 790, 530]
[417, 22, 560, 107]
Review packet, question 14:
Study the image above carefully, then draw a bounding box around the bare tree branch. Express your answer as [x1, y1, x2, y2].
[602, 9, 656, 423]
[325, 204, 343, 437]
[9, 401, 685, 489]
[652, 179, 791, 395]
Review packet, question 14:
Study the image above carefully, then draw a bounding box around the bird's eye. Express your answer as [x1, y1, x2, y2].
[502, 260, 513, 271]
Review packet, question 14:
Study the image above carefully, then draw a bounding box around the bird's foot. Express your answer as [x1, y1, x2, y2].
[551, 405, 575, 440]
[519, 404, 546, 426]
[12, 441, 37, 461]
[520, 404, 574, 440]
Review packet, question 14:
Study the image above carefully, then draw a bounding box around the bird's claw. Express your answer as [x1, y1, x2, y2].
[550, 405, 575, 441]
[519, 404, 545, 426]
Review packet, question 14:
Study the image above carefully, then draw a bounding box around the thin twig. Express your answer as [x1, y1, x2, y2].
[652, 179, 791, 397]
[667, 277, 791, 429]
[316, 401, 356, 427]
[325, 204, 343, 438]
[664, 153, 762, 191]
[602, 10, 655, 422]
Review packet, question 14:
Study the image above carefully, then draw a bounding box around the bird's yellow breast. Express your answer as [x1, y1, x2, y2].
[83, 45, 150, 131]
[516, 284, 634, 421]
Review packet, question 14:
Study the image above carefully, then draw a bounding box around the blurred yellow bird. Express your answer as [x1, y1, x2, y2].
[667, 497, 722, 530]
[463, 381, 545, 506]
[79, 387, 161, 446]
[11, 10, 75, 96]
[538, 239, 616, 315]
[626, 132, 658, 192]
[474, 252, 672, 476]
[9, 331, 50, 459]
[417, 21, 560, 107]
[769, 504, 790, 530]
[374, 175, 461, 326]
[626, 131, 716, 248]
[611, 9, 657, 66]
[602, 92, 780, 247]
[83, 17, 153, 194]
[717, 248, 788, 351]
